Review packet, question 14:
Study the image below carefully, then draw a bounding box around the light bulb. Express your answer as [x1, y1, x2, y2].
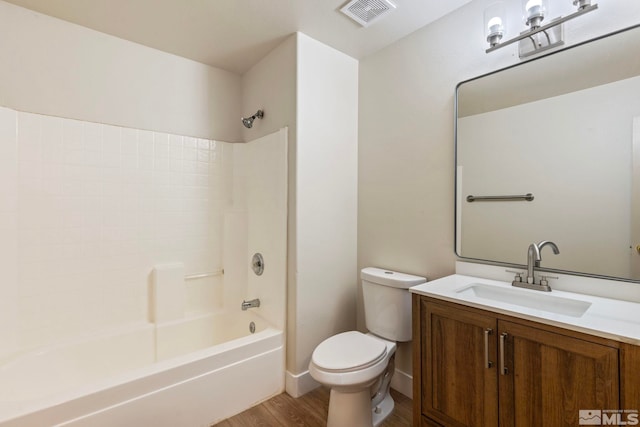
[526, 0, 543, 17]
[487, 16, 503, 33]
[523, 0, 545, 28]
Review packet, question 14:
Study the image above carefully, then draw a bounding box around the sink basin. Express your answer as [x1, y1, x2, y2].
[456, 283, 592, 317]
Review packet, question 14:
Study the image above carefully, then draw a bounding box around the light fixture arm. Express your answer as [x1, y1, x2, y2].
[486, 3, 598, 54]
[534, 29, 552, 47]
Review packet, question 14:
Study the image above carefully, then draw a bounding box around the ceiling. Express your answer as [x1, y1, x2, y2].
[4, 0, 472, 74]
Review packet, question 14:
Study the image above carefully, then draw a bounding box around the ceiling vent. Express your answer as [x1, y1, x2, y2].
[340, 0, 397, 27]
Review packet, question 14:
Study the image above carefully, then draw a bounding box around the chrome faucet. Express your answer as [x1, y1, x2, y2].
[241, 298, 260, 311]
[512, 240, 560, 292]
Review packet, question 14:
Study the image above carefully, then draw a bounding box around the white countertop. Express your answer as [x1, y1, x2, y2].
[410, 274, 640, 345]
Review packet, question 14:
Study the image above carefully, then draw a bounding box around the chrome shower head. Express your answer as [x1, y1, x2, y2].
[241, 109, 264, 129]
[242, 117, 254, 128]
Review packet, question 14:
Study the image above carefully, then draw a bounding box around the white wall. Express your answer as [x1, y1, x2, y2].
[358, 0, 640, 382]
[0, 0, 242, 142]
[295, 33, 359, 376]
[0, 108, 18, 356]
[240, 33, 358, 395]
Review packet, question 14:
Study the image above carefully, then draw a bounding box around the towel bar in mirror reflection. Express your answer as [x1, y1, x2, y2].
[466, 193, 534, 202]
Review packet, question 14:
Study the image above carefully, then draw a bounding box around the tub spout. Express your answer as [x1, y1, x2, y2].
[241, 298, 260, 311]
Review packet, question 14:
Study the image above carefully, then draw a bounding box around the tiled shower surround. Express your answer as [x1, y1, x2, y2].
[0, 106, 228, 356]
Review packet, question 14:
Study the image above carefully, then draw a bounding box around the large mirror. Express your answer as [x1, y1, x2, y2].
[456, 24, 640, 282]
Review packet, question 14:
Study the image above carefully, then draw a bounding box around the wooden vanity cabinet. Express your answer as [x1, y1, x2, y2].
[420, 302, 498, 427]
[498, 320, 619, 426]
[413, 295, 639, 427]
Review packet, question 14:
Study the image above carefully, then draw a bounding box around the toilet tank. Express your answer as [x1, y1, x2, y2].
[361, 267, 427, 342]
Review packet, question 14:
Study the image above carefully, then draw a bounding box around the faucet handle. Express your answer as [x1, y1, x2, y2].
[506, 269, 525, 282]
[539, 275, 558, 287]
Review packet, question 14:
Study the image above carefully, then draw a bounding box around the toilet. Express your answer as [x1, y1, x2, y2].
[309, 267, 427, 427]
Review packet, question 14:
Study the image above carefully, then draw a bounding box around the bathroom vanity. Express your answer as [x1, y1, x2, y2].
[410, 274, 640, 427]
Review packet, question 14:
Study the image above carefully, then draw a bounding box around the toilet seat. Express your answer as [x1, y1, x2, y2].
[312, 331, 387, 373]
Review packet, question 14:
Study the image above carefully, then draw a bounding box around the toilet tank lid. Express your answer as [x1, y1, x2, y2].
[361, 267, 427, 289]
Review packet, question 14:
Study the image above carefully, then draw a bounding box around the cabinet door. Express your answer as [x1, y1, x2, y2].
[422, 301, 499, 427]
[498, 320, 619, 427]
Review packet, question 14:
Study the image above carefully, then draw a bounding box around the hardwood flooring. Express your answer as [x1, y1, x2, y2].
[213, 387, 412, 427]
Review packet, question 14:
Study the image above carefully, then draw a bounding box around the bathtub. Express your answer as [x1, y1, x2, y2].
[0, 311, 284, 426]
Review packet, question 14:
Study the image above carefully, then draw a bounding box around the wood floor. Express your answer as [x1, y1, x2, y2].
[213, 387, 412, 427]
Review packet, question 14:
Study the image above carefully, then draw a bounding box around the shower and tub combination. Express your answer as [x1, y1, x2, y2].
[0, 106, 288, 426]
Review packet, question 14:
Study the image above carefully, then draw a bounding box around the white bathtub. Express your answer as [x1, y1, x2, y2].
[0, 311, 284, 426]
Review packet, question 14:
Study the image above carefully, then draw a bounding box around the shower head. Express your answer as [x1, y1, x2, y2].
[241, 109, 264, 129]
[242, 117, 254, 129]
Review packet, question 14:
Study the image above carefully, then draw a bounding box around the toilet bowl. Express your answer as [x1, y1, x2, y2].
[309, 267, 427, 427]
[310, 331, 396, 427]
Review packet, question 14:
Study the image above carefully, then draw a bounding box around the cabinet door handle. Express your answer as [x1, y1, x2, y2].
[499, 332, 508, 375]
[484, 328, 493, 368]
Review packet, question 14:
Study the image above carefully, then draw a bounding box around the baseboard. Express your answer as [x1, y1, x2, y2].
[285, 370, 320, 398]
[390, 368, 413, 399]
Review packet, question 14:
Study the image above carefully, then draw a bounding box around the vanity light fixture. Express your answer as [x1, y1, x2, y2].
[485, 0, 598, 58]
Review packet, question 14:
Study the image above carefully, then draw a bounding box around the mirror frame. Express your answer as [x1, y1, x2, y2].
[454, 23, 640, 284]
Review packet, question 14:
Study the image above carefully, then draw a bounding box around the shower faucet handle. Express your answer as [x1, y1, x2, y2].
[252, 253, 264, 276]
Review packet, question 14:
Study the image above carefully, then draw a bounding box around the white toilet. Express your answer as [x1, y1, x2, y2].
[309, 267, 427, 427]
